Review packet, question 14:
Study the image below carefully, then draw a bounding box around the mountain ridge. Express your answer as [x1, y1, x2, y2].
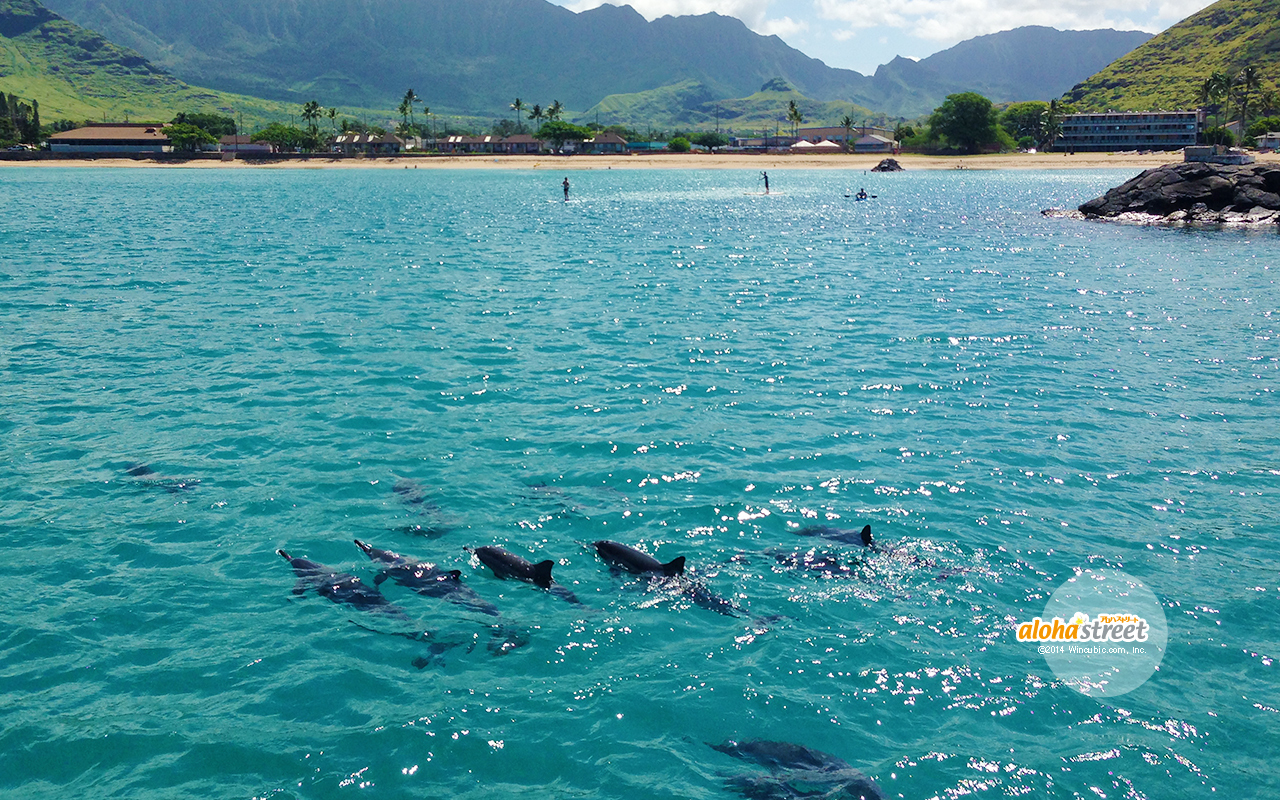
[39, 0, 1151, 118]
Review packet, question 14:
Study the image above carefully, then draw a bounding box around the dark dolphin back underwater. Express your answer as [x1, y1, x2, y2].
[1, 167, 1278, 798]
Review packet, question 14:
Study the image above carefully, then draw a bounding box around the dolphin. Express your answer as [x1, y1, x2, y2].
[390, 479, 451, 537]
[354, 540, 529, 654]
[472, 545, 582, 605]
[594, 541, 750, 618]
[795, 524, 876, 549]
[711, 739, 886, 800]
[125, 462, 201, 493]
[593, 540, 685, 576]
[353, 540, 499, 617]
[277, 549, 409, 619]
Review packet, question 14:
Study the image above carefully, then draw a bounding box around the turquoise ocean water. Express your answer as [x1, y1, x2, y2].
[1, 166, 1277, 798]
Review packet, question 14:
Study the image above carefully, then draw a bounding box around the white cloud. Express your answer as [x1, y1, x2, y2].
[758, 16, 810, 37]
[813, 0, 1211, 44]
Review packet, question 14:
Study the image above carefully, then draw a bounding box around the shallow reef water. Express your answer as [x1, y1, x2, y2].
[1, 166, 1277, 798]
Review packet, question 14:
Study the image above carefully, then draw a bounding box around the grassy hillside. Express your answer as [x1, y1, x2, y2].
[0, 0, 334, 127]
[582, 79, 878, 132]
[1066, 0, 1280, 110]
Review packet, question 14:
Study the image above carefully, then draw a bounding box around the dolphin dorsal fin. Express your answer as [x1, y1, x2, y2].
[448, 570, 463, 580]
[860, 525, 873, 547]
[663, 556, 686, 577]
[532, 560, 554, 589]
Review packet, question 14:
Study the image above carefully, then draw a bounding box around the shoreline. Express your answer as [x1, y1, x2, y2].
[5, 152, 1277, 171]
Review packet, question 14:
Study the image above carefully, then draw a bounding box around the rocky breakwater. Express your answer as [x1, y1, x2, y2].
[1050, 161, 1280, 226]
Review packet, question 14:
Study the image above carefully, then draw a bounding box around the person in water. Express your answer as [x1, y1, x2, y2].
[762, 171, 770, 194]
[855, 187, 868, 200]
[563, 177, 570, 201]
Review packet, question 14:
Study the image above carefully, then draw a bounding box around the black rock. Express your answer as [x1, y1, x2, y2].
[870, 158, 903, 172]
[1078, 162, 1280, 224]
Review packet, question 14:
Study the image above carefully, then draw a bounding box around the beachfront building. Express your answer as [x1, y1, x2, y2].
[795, 125, 894, 147]
[437, 134, 545, 154]
[854, 134, 896, 153]
[48, 123, 172, 154]
[1257, 132, 1280, 151]
[582, 132, 627, 154]
[331, 133, 405, 155]
[1054, 110, 1205, 152]
[219, 135, 275, 155]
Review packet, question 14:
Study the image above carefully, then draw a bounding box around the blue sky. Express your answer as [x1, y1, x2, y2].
[553, 0, 1216, 75]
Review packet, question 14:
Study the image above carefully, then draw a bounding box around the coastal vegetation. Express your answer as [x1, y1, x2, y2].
[0, 0, 299, 129]
[1066, 0, 1280, 113]
[0, 90, 40, 145]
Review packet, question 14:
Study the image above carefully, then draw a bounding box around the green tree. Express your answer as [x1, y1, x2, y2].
[929, 92, 999, 153]
[1204, 126, 1235, 146]
[172, 112, 237, 137]
[999, 101, 1047, 143]
[510, 98, 525, 131]
[546, 100, 564, 121]
[1246, 116, 1280, 138]
[165, 122, 217, 152]
[24, 99, 39, 145]
[691, 131, 729, 150]
[252, 122, 321, 152]
[529, 104, 544, 128]
[535, 119, 590, 151]
[668, 136, 691, 152]
[327, 107, 338, 134]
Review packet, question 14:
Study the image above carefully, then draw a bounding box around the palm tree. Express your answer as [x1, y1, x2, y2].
[399, 88, 419, 132]
[786, 100, 803, 138]
[1235, 66, 1262, 129]
[301, 100, 322, 132]
[547, 100, 563, 121]
[1206, 70, 1231, 128]
[1040, 99, 1063, 151]
[327, 107, 338, 134]
[511, 98, 525, 132]
[839, 114, 855, 152]
[529, 104, 544, 129]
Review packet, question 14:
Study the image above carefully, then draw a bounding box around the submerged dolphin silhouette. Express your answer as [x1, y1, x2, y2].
[125, 462, 201, 493]
[472, 545, 582, 605]
[711, 739, 885, 800]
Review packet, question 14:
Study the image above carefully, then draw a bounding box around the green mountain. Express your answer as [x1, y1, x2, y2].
[0, 0, 298, 125]
[1066, 0, 1280, 110]
[39, 0, 1151, 119]
[584, 78, 876, 132]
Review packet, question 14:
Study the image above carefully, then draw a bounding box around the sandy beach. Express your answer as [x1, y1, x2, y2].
[6, 151, 1278, 171]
